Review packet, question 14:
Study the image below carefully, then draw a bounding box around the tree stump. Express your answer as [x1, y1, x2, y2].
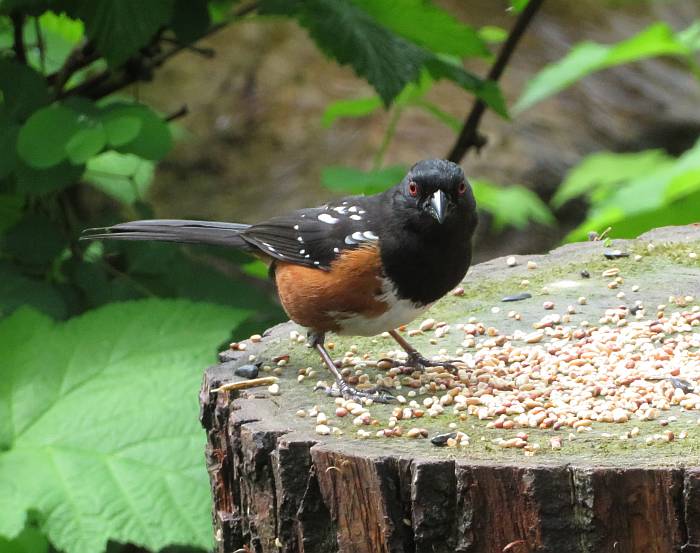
[200, 225, 700, 553]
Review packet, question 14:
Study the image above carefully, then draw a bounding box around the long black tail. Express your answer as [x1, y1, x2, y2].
[81, 219, 252, 249]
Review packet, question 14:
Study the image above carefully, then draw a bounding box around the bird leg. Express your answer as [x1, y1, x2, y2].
[387, 329, 460, 373]
[309, 331, 394, 403]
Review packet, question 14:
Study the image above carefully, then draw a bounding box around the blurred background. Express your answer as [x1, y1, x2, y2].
[1, 1, 699, 552]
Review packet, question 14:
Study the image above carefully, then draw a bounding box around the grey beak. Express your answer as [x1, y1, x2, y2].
[428, 190, 448, 223]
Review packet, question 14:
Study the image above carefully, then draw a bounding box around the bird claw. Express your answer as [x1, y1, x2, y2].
[314, 381, 395, 403]
[379, 354, 463, 374]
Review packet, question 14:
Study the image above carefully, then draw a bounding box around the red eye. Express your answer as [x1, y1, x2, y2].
[408, 181, 419, 197]
[458, 180, 467, 195]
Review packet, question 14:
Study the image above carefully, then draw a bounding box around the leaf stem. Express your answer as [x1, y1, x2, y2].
[34, 16, 46, 73]
[446, 0, 545, 163]
[10, 11, 26, 64]
[372, 106, 402, 170]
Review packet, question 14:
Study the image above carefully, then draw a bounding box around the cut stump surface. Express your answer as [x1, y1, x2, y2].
[200, 225, 700, 553]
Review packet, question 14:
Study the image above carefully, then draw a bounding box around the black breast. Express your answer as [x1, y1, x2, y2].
[379, 222, 473, 305]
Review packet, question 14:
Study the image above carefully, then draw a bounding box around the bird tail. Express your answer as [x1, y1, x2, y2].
[81, 219, 252, 249]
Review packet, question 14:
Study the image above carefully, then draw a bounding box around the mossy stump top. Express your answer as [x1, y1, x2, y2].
[200, 224, 700, 553]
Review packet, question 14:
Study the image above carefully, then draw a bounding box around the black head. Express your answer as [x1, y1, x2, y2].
[392, 159, 476, 229]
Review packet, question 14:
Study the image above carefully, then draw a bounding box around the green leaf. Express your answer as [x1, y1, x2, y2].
[171, 0, 211, 43]
[322, 96, 382, 127]
[17, 105, 80, 168]
[510, 0, 530, 12]
[0, 299, 246, 553]
[516, 22, 691, 112]
[351, 0, 490, 58]
[0, 261, 67, 319]
[425, 57, 508, 117]
[471, 179, 554, 230]
[109, 104, 173, 160]
[552, 149, 674, 208]
[0, 526, 48, 553]
[414, 99, 461, 132]
[0, 59, 49, 121]
[677, 20, 700, 51]
[321, 165, 407, 195]
[564, 190, 700, 242]
[24, 12, 85, 75]
[478, 25, 508, 44]
[75, 0, 175, 66]
[564, 140, 700, 241]
[15, 159, 85, 194]
[65, 124, 107, 164]
[84, 151, 154, 204]
[99, 104, 143, 146]
[0, 194, 23, 234]
[262, 0, 430, 106]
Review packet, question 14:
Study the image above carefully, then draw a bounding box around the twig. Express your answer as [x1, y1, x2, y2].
[164, 104, 189, 122]
[446, 0, 545, 163]
[211, 376, 278, 393]
[49, 41, 99, 94]
[10, 12, 26, 64]
[61, 1, 259, 101]
[161, 37, 215, 58]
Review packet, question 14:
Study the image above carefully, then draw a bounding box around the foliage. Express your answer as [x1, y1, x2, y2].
[515, 21, 700, 112]
[559, 141, 700, 242]
[0, 300, 245, 553]
[0, 2, 522, 553]
[517, 17, 700, 242]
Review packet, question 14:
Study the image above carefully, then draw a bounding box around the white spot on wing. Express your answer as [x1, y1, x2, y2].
[363, 231, 378, 241]
[299, 249, 305, 254]
[351, 231, 364, 241]
[350, 215, 362, 221]
[318, 213, 339, 224]
[297, 236, 304, 242]
[333, 247, 340, 253]
[333, 206, 347, 214]
[344, 235, 357, 245]
[262, 241, 276, 252]
[348, 206, 358, 213]
[293, 225, 300, 230]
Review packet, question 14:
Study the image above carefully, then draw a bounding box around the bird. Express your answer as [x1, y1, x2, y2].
[82, 159, 478, 401]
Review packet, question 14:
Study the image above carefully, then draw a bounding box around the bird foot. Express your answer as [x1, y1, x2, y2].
[380, 353, 464, 374]
[314, 381, 395, 403]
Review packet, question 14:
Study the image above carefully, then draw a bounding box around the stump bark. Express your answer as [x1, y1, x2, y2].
[200, 224, 700, 553]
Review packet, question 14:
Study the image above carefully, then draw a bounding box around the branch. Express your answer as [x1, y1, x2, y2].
[164, 104, 188, 122]
[10, 12, 26, 65]
[61, 1, 259, 101]
[48, 41, 99, 95]
[446, 0, 545, 163]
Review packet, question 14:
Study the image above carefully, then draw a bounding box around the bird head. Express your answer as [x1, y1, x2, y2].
[394, 159, 477, 229]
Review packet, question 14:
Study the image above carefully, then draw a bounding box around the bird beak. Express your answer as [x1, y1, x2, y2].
[428, 190, 448, 223]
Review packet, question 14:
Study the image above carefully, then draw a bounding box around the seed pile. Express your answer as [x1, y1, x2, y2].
[236, 249, 700, 453]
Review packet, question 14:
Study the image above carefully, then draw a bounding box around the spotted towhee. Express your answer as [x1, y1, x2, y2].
[83, 159, 478, 401]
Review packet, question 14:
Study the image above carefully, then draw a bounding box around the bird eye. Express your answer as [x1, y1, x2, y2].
[408, 181, 419, 197]
[457, 180, 467, 195]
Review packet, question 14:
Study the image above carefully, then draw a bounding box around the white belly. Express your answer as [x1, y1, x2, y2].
[332, 280, 430, 336]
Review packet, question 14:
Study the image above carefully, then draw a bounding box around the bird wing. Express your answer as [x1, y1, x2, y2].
[241, 197, 381, 270]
